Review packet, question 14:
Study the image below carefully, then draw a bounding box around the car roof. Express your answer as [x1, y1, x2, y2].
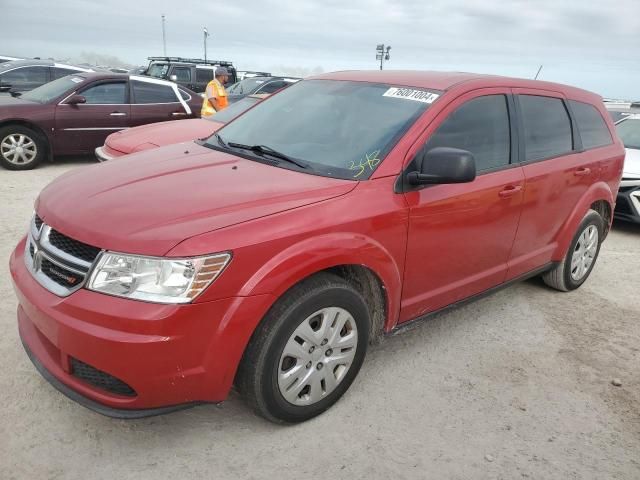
[310, 70, 602, 101]
[0, 59, 93, 71]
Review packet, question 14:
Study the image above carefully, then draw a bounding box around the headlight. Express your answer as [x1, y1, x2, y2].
[87, 252, 231, 304]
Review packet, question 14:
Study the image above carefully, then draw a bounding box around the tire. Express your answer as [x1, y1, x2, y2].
[0, 125, 46, 170]
[542, 209, 604, 291]
[237, 273, 370, 423]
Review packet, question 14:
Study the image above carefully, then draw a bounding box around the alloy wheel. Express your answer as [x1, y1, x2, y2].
[1, 133, 38, 166]
[570, 224, 598, 281]
[278, 307, 358, 406]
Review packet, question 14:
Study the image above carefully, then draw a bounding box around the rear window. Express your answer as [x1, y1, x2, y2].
[519, 95, 573, 161]
[569, 100, 612, 150]
[132, 80, 177, 103]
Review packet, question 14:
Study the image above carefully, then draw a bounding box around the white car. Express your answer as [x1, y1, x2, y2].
[615, 114, 640, 223]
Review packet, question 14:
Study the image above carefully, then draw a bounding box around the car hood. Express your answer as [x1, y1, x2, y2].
[36, 142, 357, 256]
[623, 148, 640, 177]
[106, 118, 222, 153]
[0, 95, 37, 107]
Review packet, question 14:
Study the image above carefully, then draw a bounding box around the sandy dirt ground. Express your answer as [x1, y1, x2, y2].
[1, 158, 639, 480]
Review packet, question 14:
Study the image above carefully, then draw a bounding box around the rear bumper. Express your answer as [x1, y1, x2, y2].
[615, 186, 640, 223]
[11, 237, 275, 415]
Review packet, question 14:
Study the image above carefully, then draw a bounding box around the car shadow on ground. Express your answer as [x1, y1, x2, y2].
[47, 155, 98, 167]
[611, 219, 640, 234]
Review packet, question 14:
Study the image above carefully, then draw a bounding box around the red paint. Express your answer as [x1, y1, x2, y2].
[11, 71, 625, 412]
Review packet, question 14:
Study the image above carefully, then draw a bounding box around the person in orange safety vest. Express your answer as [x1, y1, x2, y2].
[201, 67, 230, 117]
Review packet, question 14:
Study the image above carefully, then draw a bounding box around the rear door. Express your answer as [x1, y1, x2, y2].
[54, 79, 130, 153]
[400, 90, 525, 322]
[129, 78, 194, 127]
[507, 90, 601, 278]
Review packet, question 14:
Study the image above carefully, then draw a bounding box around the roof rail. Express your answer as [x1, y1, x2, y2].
[147, 56, 234, 67]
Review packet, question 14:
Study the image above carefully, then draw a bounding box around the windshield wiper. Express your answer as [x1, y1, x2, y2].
[227, 141, 310, 169]
[212, 132, 229, 148]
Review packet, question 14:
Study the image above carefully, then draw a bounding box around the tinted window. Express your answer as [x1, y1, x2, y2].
[569, 100, 612, 149]
[257, 81, 287, 94]
[196, 68, 214, 83]
[178, 88, 191, 101]
[424, 95, 511, 172]
[80, 82, 126, 104]
[519, 95, 572, 161]
[0, 66, 48, 87]
[173, 67, 191, 82]
[51, 67, 79, 80]
[132, 80, 177, 103]
[616, 118, 640, 150]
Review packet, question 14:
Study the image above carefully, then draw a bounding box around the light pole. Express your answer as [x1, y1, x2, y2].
[376, 44, 391, 70]
[161, 15, 167, 56]
[203, 27, 209, 62]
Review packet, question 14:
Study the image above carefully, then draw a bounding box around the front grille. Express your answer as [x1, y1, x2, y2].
[34, 214, 43, 230]
[40, 257, 84, 288]
[48, 229, 101, 263]
[616, 197, 634, 215]
[71, 357, 136, 397]
[29, 243, 35, 258]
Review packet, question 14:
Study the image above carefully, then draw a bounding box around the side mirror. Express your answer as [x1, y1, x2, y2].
[169, 74, 177, 82]
[66, 94, 86, 105]
[0, 83, 12, 92]
[408, 147, 476, 185]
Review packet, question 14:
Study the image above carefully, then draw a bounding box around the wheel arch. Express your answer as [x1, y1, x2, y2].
[553, 181, 614, 260]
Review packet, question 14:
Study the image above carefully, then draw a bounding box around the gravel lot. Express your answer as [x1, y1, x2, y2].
[1, 158, 639, 479]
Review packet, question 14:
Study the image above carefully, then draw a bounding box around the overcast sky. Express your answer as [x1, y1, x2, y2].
[2, 0, 638, 99]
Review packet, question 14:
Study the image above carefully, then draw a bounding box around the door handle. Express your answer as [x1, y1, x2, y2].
[110, 112, 127, 116]
[171, 112, 187, 116]
[574, 167, 591, 177]
[498, 185, 523, 198]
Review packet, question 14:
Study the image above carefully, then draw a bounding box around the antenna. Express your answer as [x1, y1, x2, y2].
[534, 64, 543, 80]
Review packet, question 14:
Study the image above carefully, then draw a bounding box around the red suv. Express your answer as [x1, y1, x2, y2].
[10, 71, 624, 423]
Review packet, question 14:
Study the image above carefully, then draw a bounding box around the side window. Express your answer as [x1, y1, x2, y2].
[519, 95, 573, 161]
[178, 88, 191, 101]
[173, 67, 191, 82]
[424, 95, 511, 172]
[80, 82, 126, 104]
[257, 81, 286, 94]
[0, 66, 48, 87]
[51, 67, 79, 80]
[569, 100, 613, 150]
[132, 80, 178, 103]
[196, 68, 214, 83]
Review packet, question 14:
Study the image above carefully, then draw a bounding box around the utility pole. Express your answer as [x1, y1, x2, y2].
[161, 15, 167, 56]
[376, 44, 391, 70]
[204, 27, 209, 62]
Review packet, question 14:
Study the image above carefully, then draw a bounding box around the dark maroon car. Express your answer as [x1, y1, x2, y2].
[0, 73, 201, 170]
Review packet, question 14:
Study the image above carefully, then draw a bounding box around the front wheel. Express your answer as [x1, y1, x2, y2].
[542, 209, 604, 291]
[237, 273, 370, 423]
[0, 125, 46, 170]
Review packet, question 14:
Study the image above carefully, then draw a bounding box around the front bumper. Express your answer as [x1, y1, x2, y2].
[10, 237, 274, 417]
[615, 184, 640, 223]
[94, 145, 123, 162]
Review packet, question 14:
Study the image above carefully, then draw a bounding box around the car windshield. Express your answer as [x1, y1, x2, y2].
[20, 76, 82, 103]
[147, 63, 169, 78]
[206, 79, 439, 179]
[616, 117, 640, 150]
[227, 78, 268, 95]
[207, 96, 262, 124]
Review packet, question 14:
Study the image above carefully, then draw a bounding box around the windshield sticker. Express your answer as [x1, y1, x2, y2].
[383, 87, 439, 104]
[70, 77, 83, 83]
[349, 150, 381, 178]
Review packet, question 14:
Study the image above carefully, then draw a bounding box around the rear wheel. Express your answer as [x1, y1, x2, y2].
[0, 125, 46, 170]
[237, 273, 370, 423]
[542, 209, 604, 291]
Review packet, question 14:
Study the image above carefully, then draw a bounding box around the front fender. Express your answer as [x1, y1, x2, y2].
[552, 181, 614, 260]
[238, 233, 403, 332]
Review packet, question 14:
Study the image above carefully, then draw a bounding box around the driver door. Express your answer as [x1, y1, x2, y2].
[54, 80, 130, 154]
